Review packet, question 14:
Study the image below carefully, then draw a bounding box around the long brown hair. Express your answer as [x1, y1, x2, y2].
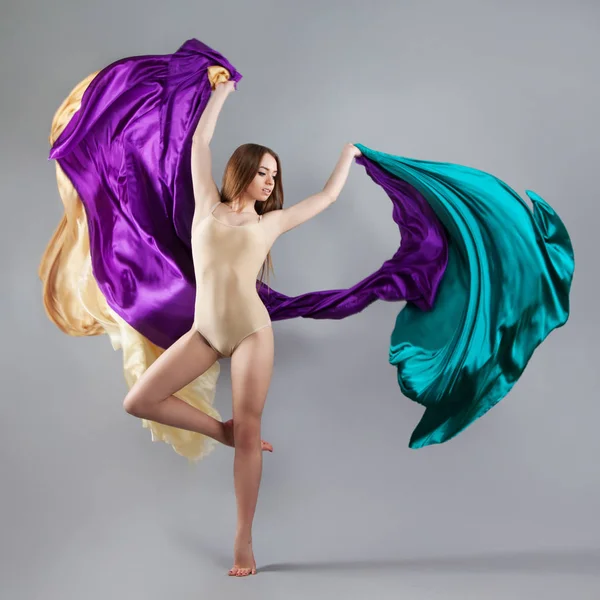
[220, 143, 283, 285]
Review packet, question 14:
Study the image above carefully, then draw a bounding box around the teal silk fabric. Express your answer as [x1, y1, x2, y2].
[355, 144, 575, 448]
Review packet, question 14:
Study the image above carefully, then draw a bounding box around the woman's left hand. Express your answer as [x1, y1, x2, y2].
[344, 143, 362, 158]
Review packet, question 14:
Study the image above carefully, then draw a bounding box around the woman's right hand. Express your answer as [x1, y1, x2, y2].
[214, 80, 236, 95]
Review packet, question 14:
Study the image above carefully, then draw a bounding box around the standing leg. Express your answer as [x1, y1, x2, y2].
[228, 326, 275, 577]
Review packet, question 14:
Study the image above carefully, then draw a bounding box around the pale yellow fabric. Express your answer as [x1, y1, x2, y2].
[207, 65, 232, 90]
[38, 66, 232, 462]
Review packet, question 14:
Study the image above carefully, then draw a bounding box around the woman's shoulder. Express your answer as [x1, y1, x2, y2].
[192, 201, 219, 230]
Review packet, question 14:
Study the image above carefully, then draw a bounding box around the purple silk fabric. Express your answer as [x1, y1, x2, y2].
[259, 156, 448, 320]
[50, 38, 448, 349]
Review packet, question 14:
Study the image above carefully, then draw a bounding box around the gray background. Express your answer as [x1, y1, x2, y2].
[2, 0, 599, 598]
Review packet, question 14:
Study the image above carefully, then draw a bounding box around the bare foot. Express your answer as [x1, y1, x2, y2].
[228, 535, 257, 577]
[222, 419, 273, 452]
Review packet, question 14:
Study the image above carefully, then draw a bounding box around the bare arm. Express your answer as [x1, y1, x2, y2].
[190, 82, 235, 216]
[265, 143, 361, 237]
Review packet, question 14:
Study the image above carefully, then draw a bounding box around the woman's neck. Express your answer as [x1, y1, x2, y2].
[227, 197, 256, 213]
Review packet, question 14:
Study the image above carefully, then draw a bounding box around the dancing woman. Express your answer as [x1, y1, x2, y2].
[41, 38, 574, 579]
[121, 79, 362, 576]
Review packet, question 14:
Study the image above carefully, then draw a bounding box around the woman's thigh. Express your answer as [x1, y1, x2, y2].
[125, 328, 219, 407]
[230, 325, 274, 422]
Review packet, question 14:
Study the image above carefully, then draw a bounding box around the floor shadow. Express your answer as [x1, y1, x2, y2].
[259, 548, 600, 575]
[173, 527, 600, 576]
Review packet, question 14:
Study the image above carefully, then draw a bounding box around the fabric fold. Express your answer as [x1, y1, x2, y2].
[40, 38, 574, 458]
[353, 146, 574, 447]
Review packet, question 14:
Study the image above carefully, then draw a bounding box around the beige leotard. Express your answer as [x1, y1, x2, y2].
[191, 202, 272, 357]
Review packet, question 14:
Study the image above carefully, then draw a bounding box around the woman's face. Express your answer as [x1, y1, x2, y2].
[246, 153, 278, 202]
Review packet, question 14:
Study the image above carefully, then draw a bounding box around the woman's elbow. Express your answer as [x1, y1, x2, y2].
[192, 133, 211, 148]
[320, 189, 338, 204]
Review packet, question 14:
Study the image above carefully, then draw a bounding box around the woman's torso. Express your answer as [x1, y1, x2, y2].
[190, 203, 272, 353]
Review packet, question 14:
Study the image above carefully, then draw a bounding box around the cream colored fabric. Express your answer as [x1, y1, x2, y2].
[38, 67, 232, 462]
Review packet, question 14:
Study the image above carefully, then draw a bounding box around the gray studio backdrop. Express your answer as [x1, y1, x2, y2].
[2, 1, 599, 599]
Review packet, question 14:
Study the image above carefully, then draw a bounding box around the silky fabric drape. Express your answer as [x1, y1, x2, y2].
[48, 38, 448, 348]
[41, 38, 574, 458]
[353, 146, 574, 447]
[41, 38, 447, 460]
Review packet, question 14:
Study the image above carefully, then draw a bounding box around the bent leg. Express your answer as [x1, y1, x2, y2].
[123, 328, 227, 444]
[228, 325, 274, 576]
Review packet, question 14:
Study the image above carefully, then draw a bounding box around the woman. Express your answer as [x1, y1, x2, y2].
[41, 38, 573, 579]
[122, 79, 362, 576]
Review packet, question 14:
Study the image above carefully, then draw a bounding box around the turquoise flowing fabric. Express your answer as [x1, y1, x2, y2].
[42, 38, 576, 458]
[355, 144, 575, 448]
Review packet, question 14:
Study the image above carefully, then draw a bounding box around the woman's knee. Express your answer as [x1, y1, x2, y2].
[123, 388, 147, 417]
[233, 415, 262, 450]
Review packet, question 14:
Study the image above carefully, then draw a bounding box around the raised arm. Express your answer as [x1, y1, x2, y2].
[266, 143, 362, 237]
[191, 81, 235, 217]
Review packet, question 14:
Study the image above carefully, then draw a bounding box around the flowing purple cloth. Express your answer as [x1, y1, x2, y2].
[49, 38, 448, 349]
[259, 156, 448, 320]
